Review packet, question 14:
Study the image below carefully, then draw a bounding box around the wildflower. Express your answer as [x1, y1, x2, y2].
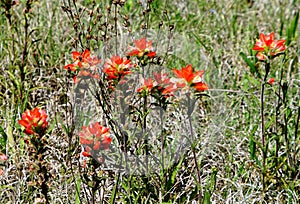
[256, 52, 266, 61]
[79, 122, 112, 157]
[268, 78, 275, 85]
[72, 49, 101, 68]
[103, 55, 132, 80]
[193, 82, 209, 92]
[172, 64, 208, 92]
[127, 37, 156, 58]
[153, 72, 172, 85]
[64, 63, 78, 72]
[152, 72, 177, 98]
[252, 32, 286, 60]
[137, 78, 154, 95]
[82, 146, 92, 157]
[64, 49, 101, 73]
[19, 108, 48, 135]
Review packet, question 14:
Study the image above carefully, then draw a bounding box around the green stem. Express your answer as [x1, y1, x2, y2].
[187, 94, 202, 203]
[143, 95, 148, 175]
[261, 61, 270, 192]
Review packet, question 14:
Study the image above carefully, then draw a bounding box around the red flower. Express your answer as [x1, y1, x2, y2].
[153, 72, 172, 85]
[268, 78, 275, 85]
[253, 32, 286, 60]
[101, 135, 113, 150]
[172, 64, 208, 92]
[253, 32, 275, 51]
[103, 56, 132, 80]
[0, 153, 7, 162]
[270, 39, 286, 55]
[193, 82, 209, 92]
[64, 49, 101, 73]
[72, 49, 101, 67]
[64, 63, 78, 72]
[152, 72, 177, 97]
[19, 108, 48, 135]
[127, 37, 156, 58]
[82, 146, 92, 157]
[79, 122, 112, 157]
[137, 78, 154, 94]
[256, 52, 266, 61]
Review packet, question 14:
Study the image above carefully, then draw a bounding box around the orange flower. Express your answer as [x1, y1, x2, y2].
[268, 78, 275, 85]
[19, 108, 48, 135]
[64, 49, 101, 73]
[172, 64, 208, 92]
[172, 64, 195, 83]
[153, 72, 172, 85]
[82, 146, 92, 157]
[253, 32, 275, 51]
[253, 32, 286, 60]
[103, 55, 132, 80]
[72, 49, 101, 67]
[256, 52, 267, 61]
[193, 82, 209, 92]
[127, 37, 156, 58]
[152, 72, 177, 98]
[137, 78, 154, 94]
[79, 122, 112, 157]
[64, 63, 78, 72]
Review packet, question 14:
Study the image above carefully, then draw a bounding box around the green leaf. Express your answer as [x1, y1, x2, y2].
[75, 177, 81, 204]
[240, 52, 261, 78]
[0, 126, 7, 152]
[110, 173, 120, 204]
[7, 124, 15, 152]
[249, 137, 256, 160]
[203, 190, 211, 204]
[46, 117, 56, 135]
[286, 11, 299, 46]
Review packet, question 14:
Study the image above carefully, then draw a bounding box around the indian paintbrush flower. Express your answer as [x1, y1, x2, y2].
[127, 37, 156, 58]
[64, 49, 101, 83]
[103, 55, 132, 81]
[79, 122, 112, 157]
[172, 64, 208, 92]
[137, 78, 154, 95]
[18, 108, 48, 135]
[252, 32, 286, 61]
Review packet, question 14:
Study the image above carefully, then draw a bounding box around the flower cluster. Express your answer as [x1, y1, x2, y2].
[79, 122, 112, 157]
[61, 37, 209, 163]
[127, 37, 156, 58]
[103, 55, 132, 80]
[18, 108, 49, 135]
[64, 49, 101, 82]
[252, 32, 286, 61]
[138, 72, 177, 98]
[172, 64, 209, 92]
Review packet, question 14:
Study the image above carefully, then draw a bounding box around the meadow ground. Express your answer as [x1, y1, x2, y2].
[0, 0, 299, 203]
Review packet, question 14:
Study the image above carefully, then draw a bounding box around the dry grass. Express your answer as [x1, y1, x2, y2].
[0, 0, 299, 203]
